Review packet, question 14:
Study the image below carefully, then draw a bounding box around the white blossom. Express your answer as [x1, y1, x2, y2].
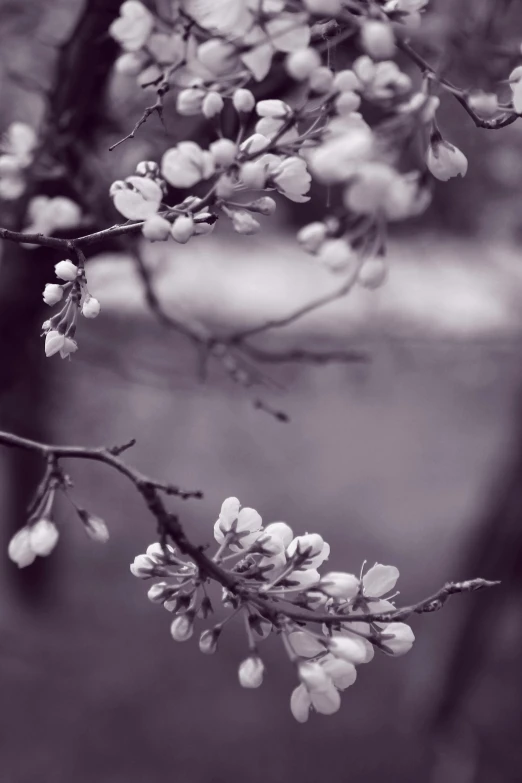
[109, 0, 154, 52]
[309, 127, 373, 184]
[319, 571, 360, 599]
[426, 138, 468, 181]
[55, 259, 78, 282]
[171, 214, 195, 244]
[256, 99, 291, 119]
[233, 88, 256, 113]
[28, 518, 59, 557]
[360, 21, 395, 60]
[8, 527, 36, 568]
[162, 142, 215, 188]
[170, 614, 195, 642]
[297, 222, 327, 253]
[309, 66, 334, 94]
[263, 521, 294, 549]
[238, 656, 264, 688]
[358, 257, 388, 289]
[328, 632, 375, 665]
[142, 215, 172, 241]
[210, 138, 237, 167]
[286, 47, 322, 81]
[317, 239, 356, 273]
[379, 622, 415, 655]
[269, 157, 311, 203]
[43, 284, 64, 306]
[112, 176, 163, 220]
[202, 91, 224, 118]
[362, 563, 400, 598]
[82, 296, 101, 319]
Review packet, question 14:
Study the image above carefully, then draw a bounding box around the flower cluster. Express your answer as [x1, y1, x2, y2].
[131, 497, 414, 722]
[41, 259, 100, 360]
[106, 0, 493, 294]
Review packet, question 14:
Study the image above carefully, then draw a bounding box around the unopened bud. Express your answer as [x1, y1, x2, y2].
[202, 91, 224, 118]
[170, 611, 195, 642]
[82, 296, 101, 319]
[360, 21, 395, 60]
[77, 508, 110, 543]
[233, 88, 255, 113]
[229, 209, 261, 235]
[142, 215, 171, 241]
[170, 214, 194, 243]
[238, 655, 264, 688]
[297, 222, 327, 253]
[55, 259, 78, 282]
[248, 196, 277, 216]
[136, 160, 160, 177]
[199, 627, 221, 654]
[130, 554, 156, 578]
[43, 283, 64, 306]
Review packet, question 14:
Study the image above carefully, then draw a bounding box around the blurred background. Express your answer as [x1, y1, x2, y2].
[1, 1, 522, 782]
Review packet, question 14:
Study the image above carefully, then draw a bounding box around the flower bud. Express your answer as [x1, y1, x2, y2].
[318, 239, 356, 273]
[319, 571, 360, 599]
[290, 685, 311, 722]
[115, 51, 147, 76]
[142, 215, 171, 241]
[130, 553, 156, 578]
[335, 91, 361, 115]
[288, 533, 326, 561]
[8, 527, 36, 568]
[43, 283, 64, 306]
[426, 138, 468, 181]
[286, 48, 322, 81]
[82, 296, 101, 319]
[147, 582, 171, 603]
[199, 628, 221, 654]
[210, 138, 237, 167]
[202, 91, 224, 118]
[170, 214, 194, 243]
[176, 87, 206, 116]
[358, 257, 387, 289]
[238, 656, 264, 688]
[360, 21, 395, 60]
[229, 210, 261, 235]
[29, 518, 59, 557]
[239, 133, 270, 156]
[468, 91, 499, 118]
[215, 173, 236, 199]
[193, 213, 216, 235]
[77, 508, 110, 543]
[170, 612, 195, 642]
[135, 160, 160, 178]
[55, 259, 78, 281]
[233, 88, 256, 113]
[240, 160, 267, 190]
[256, 99, 291, 119]
[379, 622, 415, 656]
[309, 67, 334, 94]
[297, 222, 327, 253]
[333, 69, 360, 93]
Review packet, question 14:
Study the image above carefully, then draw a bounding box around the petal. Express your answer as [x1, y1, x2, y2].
[362, 563, 399, 597]
[310, 683, 341, 715]
[290, 685, 311, 722]
[113, 189, 160, 220]
[321, 657, 357, 691]
[236, 507, 262, 533]
[219, 496, 240, 525]
[288, 630, 326, 658]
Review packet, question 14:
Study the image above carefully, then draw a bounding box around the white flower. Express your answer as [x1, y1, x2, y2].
[8, 527, 36, 568]
[28, 518, 59, 557]
[229, 210, 261, 235]
[333, 70, 361, 93]
[353, 57, 411, 100]
[256, 99, 291, 119]
[44, 331, 77, 359]
[177, 87, 207, 116]
[82, 296, 101, 319]
[269, 157, 311, 203]
[214, 498, 262, 550]
[147, 582, 170, 603]
[335, 91, 361, 116]
[298, 661, 332, 691]
[199, 628, 220, 654]
[112, 176, 163, 220]
[319, 571, 360, 599]
[162, 142, 215, 188]
[309, 67, 334, 94]
[344, 162, 397, 215]
[297, 222, 327, 253]
[2, 121, 37, 167]
[426, 138, 468, 181]
[202, 91, 224, 118]
[109, 0, 154, 52]
[233, 88, 256, 113]
[170, 214, 195, 244]
[263, 521, 294, 549]
[197, 39, 239, 75]
[362, 563, 400, 598]
[114, 51, 148, 76]
[43, 283, 63, 306]
[240, 160, 268, 190]
[287, 533, 329, 568]
[170, 614, 195, 642]
[379, 622, 415, 655]
[142, 215, 171, 241]
[309, 128, 373, 184]
[285, 47, 321, 81]
[360, 21, 395, 60]
[317, 239, 356, 273]
[328, 633, 374, 665]
[248, 196, 277, 215]
[358, 257, 388, 289]
[240, 133, 270, 156]
[255, 117, 298, 144]
[210, 138, 237, 167]
[238, 656, 264, 688]
[54, 259, 78, 281]
[130, 553, 156, 577]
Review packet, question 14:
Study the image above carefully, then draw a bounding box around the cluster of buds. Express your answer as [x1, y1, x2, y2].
[41, 259, 100, 360]
[131, 497, 414, 722]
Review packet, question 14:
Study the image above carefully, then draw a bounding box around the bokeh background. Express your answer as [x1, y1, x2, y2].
[1, 2, 522, 782]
